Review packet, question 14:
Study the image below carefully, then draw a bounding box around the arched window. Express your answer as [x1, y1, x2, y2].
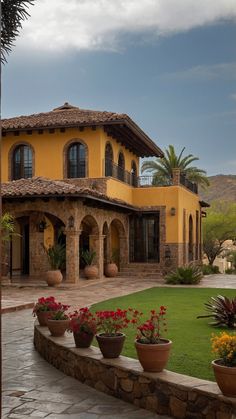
[118, 152, 125, 181]
[105, 143, 113, 177]
[131, 160, 137, 187]
[12, 144, 33, 180]
[188, 215, 193, 262]
[67, 142, 86, 178]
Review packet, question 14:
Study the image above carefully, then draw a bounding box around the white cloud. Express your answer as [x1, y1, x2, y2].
[163, 62, 236, 81]
[16, 0, 236, 52]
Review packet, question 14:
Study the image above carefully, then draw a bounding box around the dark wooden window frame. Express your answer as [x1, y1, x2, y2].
[63, 138, 88, 179]
[9, 142, 34, 181]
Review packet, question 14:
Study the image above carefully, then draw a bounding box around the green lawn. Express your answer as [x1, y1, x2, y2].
[92, 287, 236, 381]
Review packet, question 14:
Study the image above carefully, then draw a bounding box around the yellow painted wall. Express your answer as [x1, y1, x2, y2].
[2, 127, 139, 182]
[107, 178, 201, 244]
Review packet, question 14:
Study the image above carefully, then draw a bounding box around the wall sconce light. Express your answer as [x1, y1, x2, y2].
[37, 220, 47, 232]
[170, 207, 176, 216]
[68, 216, 74, 229]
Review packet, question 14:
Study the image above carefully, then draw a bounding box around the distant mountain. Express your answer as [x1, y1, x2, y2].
[199, 175, 236, 203]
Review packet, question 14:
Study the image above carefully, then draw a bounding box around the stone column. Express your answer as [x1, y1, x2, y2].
[65, 229, 81, 283]
[172, 168, 181, 185]
[90, 234, 105, 279]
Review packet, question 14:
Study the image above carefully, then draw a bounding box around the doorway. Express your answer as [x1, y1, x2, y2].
[129, 213, 160, 263]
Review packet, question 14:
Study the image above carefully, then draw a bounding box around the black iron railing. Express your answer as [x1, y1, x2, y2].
[180, 174, 198, 194]
[103, 159, 198, 194]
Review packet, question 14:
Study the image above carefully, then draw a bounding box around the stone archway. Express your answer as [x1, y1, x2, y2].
[109, 218, 128, 268]
[102, 222, 109, 265]
[10, 210, 66, 278]
[79, 215, 103, 277]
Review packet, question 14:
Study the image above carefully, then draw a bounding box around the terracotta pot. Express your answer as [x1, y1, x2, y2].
[212, 360, 236, 397]
[36, 311, 54, 326]
[84, 265, 98, 279]
[73, 331, 94, 348]
[47, 319, 69, 337]
[45, 270, 63, 287]
[135, 339, 172, 372]
[96, 333, 125, 358]
[104, 263, 118, 278]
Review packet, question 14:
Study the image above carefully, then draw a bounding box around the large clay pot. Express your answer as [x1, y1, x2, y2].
[45, 270, 63, 287]
[212, 360, 236, 397]
[47, 319, 69, 337]
[135, 339, 172, 372]
[84, 265, 98, 279]
[104, 263, 118, 278]
[36, 311, 54, 326]
[73, 331, 94, 348]
[96, 333, 126, 358]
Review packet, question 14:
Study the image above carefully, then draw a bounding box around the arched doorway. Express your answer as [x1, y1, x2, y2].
[188, 215, 193, 262]
[79, 215, 99, 269]
[109, 219, 127, 268]
[11, 212, 66, 278]
[131, 161, 137, 187]
[105, 143, 114, 177]
[118, 152, 125, 182]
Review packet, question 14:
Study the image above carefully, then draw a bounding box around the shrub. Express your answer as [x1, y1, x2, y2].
[165, 264, 203, 285]
[197, 295, 236, 329]
[225, 268, 236, 274]
[202, 265, 220, 275]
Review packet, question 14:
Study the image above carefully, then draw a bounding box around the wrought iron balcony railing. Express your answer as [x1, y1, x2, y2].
[103, 159, 198, 194]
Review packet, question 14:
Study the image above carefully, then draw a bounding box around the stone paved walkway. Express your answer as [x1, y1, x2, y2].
[2, 274, 236, 311]
[2, 273, 236, 418]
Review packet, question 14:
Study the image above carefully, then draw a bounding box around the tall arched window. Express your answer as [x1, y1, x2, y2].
[188, 215, 193, 262]
[118, 152, 125, 181]
[67, 142, 86, 178]
[131, 160, 137, 186]
[105, 143, 113, 177]
[12, 144, 33, 180]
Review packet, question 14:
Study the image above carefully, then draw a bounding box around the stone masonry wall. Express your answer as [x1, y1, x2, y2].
[34, 325, 236, 419]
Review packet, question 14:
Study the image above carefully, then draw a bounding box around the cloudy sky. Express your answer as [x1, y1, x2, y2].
[2, 0, 236, 176]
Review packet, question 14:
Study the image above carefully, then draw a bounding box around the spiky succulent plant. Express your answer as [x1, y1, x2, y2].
[197, 295, 236, 329]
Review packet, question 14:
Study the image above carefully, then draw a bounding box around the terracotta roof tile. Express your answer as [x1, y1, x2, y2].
[1, 102, 131, 131]
[1, 177, 136, 209]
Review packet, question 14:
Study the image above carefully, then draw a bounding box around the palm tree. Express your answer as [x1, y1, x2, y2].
[141, 145, 209, 188]
[1, 0, 35, 63]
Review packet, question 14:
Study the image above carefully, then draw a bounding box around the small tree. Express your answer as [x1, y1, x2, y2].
[203, 202, 236, 265]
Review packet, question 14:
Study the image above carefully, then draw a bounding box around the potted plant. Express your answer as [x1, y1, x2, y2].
[43, 243, 66, 286]
[211, 331, 236, 397]
[134, 306, 172, 372]
[68, 307, 97, 347]
[33, 296, 60, 326]
[47, 302, 70, 337]
[81, 249, 98, 279]
[95, 308, 130, 358]
[104, 249, 119, 278]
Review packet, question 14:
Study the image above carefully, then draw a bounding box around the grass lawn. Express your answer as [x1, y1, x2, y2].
[91, 287, 236, 381]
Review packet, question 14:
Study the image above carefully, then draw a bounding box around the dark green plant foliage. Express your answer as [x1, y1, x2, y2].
[225, 268, 236, 274]
[81, 249, 96, 266]
[1, 0, 35, 63]
[201, 265, 220, 275]
[165, 264, 203, 285]
[43, 244, 66, 270]
[197, 295, 236, 329]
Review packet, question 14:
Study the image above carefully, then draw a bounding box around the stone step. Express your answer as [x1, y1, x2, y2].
[117, 272, 162, 279]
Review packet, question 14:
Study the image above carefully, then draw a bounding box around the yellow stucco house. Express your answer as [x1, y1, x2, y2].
[1, 102, 207, 283]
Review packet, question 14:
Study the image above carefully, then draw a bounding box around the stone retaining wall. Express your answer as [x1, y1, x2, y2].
[34, 325, 236, 419]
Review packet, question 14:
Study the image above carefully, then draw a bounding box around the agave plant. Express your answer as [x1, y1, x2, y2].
[165, 264, 203, 285]
[197, 295, 236, 329]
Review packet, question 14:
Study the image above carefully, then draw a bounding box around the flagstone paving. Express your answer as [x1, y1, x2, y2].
[2, 274, 235, 312]
[3, 309, 170, 419]
[2, 274, 236, 418]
